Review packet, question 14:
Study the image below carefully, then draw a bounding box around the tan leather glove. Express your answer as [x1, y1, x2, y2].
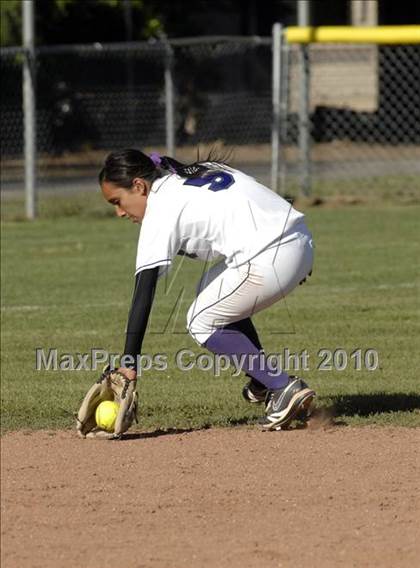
[76, 365, 138, 439]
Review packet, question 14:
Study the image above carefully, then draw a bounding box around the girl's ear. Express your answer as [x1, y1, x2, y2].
[132, 177, 148, 196]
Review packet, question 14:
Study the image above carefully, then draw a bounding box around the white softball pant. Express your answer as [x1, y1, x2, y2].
[186, 222, 314, 345]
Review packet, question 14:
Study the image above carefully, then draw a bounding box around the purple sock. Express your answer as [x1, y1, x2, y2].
[203, 327, 289, 390]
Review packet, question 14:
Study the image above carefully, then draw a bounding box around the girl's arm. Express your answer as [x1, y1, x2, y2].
[119, 267, 159, 377]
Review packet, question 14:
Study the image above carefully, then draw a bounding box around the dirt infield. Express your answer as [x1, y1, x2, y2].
[2, 427, 419, 568]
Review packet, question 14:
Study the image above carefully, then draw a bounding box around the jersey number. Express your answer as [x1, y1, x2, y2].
[183, 172, 234, 192]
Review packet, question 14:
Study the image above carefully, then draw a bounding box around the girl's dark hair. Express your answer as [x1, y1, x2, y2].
[98, 149, 159, 188]
[98, 147, 231, 188]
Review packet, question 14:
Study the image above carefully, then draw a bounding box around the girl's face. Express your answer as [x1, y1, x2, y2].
[101, 178, 150, 223]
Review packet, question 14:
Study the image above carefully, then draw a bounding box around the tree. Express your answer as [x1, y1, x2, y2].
[0, 0, 164, 47]
[1, 0, 22, 46]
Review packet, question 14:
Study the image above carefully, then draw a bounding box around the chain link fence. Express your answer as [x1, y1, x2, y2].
[1, 37, 273, 204]
[1, 48, 25, 190]
[171, 38, 272, 147]
[1, 35, 419, 215]
[282, 42, 420, 198]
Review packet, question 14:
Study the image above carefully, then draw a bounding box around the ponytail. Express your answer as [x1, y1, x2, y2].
[99, 147, 231, 189]
[149, 148, 231, 179]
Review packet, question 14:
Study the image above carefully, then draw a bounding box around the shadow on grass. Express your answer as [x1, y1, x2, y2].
[329, 393, 420, 417]
[92, 393, 420, 441]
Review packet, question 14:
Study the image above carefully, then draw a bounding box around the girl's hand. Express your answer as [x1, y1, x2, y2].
[117, 367, 137, 381]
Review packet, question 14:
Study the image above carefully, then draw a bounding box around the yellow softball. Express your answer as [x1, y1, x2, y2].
[95, 400, 119, 432]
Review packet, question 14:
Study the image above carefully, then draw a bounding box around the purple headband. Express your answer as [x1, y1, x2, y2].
[149, 152, 177, 174]
[149, 152, 162, 167]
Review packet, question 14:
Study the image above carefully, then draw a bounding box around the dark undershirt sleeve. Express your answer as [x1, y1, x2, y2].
[122, 267, 159, 369]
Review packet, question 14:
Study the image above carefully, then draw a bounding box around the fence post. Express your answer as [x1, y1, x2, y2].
[164, 41, 175, 157]
[23, 0, 36, 219]
[298, 1, 311, 196]
[271, 23, 282, 193]
[279, 34, 290, 195]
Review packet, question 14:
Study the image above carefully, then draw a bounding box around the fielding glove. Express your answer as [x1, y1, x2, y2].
[76, 365, 138, 439]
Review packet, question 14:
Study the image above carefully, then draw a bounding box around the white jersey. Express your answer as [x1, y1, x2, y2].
[135, 166, 305, 276]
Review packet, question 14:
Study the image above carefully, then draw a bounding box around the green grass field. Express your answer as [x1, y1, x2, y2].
[1, 202, 420, 432]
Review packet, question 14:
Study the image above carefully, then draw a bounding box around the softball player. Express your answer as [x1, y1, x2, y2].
[99, 148, 315, 431]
